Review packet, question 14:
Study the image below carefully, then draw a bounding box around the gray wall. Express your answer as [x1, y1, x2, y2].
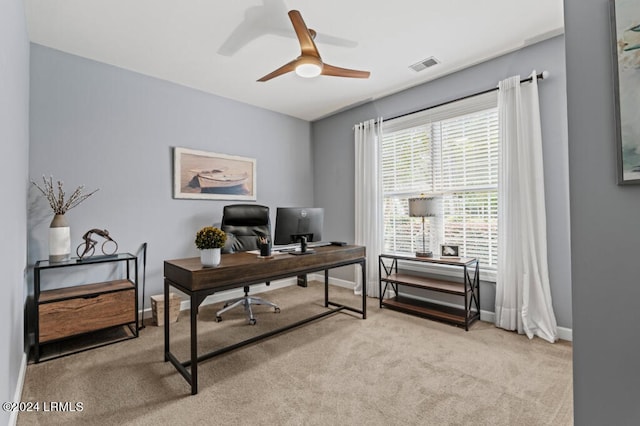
[0, 0, 29, 424]
[29, 44, 313, 308]
[564, 0, 640, 423]
[312, 35, 572, 329]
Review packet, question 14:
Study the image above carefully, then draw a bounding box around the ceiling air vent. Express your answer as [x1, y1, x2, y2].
[409, 57, 440, 72]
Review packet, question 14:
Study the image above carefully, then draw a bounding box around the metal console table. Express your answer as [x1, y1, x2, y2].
[379, 253, 480, 330]
[33, 253, 139, 362]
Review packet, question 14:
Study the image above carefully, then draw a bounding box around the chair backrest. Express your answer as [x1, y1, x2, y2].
[220, 204, 270, 253]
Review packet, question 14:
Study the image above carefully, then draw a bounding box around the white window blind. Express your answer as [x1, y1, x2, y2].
[381, 92, 499, 274]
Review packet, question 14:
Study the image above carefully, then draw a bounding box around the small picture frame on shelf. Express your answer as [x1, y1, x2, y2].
[440, 244, 460, 258]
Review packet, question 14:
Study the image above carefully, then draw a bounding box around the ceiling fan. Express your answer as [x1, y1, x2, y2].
[218, 0, 357, 57]
[257, 10, 370, 82]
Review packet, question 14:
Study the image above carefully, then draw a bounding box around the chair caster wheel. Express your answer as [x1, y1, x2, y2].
[216, 316, 222, 322]
[274, 307, 281, 313]
[249, 319, 257, 325]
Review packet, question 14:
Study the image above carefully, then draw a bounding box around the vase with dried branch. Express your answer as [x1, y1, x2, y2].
[31, 175, 99, 262]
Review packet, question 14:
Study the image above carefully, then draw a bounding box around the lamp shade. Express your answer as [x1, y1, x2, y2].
[408, 196, 437, 217]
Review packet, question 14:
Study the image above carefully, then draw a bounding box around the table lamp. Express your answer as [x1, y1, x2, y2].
[408, 195, 437, 257]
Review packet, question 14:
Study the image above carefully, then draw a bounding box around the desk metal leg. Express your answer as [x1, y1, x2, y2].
[324, 269, 329, 307]
[297, 275, 308, 287]
[34, 269, 41, 363]
[164, 279, 205, 395]
[361, 259, 367, 319]
[164, 279, 169, 362]
[190, 292, 198, 395]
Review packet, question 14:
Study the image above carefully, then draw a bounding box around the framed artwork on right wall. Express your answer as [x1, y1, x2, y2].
[610, 0, 640, 184]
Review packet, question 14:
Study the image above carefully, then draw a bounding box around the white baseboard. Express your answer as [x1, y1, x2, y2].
[185, 277, 298, 310]
[308, 273, 355, 290]
[10, 352, 28, 426]
[140, 276, 574, 342]
[557, 327, 572, 342]
[375, 292, 574, 342]
[139, 278, 298, 316]
[479, 309, 495, 323]
[140, 276, 351, 320]
[156, 276, 349, 314]
[477, 311, 572, 341]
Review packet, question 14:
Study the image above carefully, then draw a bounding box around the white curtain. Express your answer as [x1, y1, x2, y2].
[354, 118, 383, 297]
[495, 72, 558, 343]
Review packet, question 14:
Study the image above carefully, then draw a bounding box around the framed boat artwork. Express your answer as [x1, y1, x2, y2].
[173, 147, 257, 200]
[610, 0, 640, 184]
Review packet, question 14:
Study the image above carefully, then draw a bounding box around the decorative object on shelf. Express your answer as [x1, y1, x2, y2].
[48, 214, 70, 263]
[173, 147, 257, 201]
[440, 244, 460, 258]
[195, 226, 227, 267]
[610, 0, 640, 184]
[76, 228, 118, 259]
[31, 175, 99, 262]
[408, 195, 438, 257]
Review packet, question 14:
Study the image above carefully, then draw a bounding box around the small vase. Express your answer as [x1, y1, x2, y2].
[49, 214, 71, 262]
[200, 248, 221, 267]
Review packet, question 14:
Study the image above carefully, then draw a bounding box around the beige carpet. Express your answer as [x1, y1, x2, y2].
[19, 282, 573, 425]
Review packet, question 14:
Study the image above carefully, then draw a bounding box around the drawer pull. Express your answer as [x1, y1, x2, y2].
[83, 294, 100, 299]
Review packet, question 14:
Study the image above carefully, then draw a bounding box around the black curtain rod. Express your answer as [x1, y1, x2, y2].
[379, 71, 549, 124]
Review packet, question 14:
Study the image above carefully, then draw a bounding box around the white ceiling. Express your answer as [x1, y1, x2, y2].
[24, 0, 564, 121]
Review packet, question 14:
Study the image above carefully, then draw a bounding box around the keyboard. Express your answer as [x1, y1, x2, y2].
[308, 241, 331, 248]
[272, 241, 331, 252]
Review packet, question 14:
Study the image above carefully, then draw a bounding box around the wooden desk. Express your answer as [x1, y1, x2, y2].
[163, 244, 366, 394]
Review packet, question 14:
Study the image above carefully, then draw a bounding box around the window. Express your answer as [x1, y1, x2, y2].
[381, 92, 498, 275]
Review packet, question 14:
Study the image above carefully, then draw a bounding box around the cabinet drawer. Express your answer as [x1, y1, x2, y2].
[39, 289, 135, 343]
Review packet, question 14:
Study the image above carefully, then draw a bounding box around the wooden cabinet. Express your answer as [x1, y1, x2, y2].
[34, 253, 139, 362]
[379, 253, 480, 330]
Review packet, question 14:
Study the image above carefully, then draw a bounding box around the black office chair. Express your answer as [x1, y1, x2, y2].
[215, 204, 280, 325]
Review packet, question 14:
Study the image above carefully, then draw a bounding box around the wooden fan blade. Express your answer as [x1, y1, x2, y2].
[257, 59, 298, 82]
[321, 63, 370, 79]
[288, 10, 320, 58]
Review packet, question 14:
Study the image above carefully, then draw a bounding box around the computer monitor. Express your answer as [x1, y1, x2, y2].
[273, 207, 324, 248]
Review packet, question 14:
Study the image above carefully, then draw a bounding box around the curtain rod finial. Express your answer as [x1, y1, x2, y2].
[541, 70, 550, 79]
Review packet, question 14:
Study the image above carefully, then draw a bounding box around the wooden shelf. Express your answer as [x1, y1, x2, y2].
[382, 296, 469, 326]
[381, 273, 466, 295]
[39, 279, 134, 303]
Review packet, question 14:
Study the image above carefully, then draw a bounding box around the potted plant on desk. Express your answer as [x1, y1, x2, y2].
[195, 226, 227, 267]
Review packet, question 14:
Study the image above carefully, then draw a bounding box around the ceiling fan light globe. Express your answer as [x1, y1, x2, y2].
[295, 62, 322, 78]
